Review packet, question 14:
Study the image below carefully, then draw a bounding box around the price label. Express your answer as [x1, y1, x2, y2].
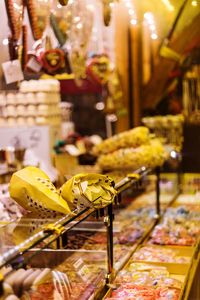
[27, 57, 42, 72]
[2, 60, 24, 84]
[73, 258, 84, 270]
[77, 265, 91, 282]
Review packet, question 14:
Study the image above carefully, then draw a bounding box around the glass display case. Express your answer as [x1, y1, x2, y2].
[0, 166, 199, 300]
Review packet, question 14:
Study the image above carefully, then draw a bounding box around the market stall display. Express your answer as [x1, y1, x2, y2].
[97, 139, 166, 171]
[148, 206, 200, 246]
[0, 167, 199, 299]
[0, 0, 199, 299]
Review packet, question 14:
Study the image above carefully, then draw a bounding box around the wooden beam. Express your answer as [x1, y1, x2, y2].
[142, 13, 200, 109]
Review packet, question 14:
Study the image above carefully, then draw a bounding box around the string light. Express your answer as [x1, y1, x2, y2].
[130, 19, 137, 25]
[122, 0, 137, 26]
[151, 33, 158, 40]
[162, 0, 174, 11]
[2, 39, 9, 46]
[144, 12, 158, 40]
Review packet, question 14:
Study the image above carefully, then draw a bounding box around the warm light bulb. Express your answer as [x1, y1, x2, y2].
[191, 0, 198, 6]
[2, 39, 9, 46]
[125, 1, 132, 8]
[162, 0, 174, 11]
[128, 9, 135, 15]
[95, 102, 105, 111]
[76, 23, 83, 29]
[150, 24, 156, 31]
[151, 33, 158, 40]
[130, 18, 137, 25]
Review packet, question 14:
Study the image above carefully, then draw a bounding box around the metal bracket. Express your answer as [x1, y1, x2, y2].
[104, 216, 110, 227]
[43, 223, 65, 236]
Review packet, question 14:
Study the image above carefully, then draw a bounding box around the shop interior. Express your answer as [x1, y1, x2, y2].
[0, 0, 200, 299]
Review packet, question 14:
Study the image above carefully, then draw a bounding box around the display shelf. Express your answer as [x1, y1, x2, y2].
[0, 165, 183, 299]
[0, 207, 95, 269]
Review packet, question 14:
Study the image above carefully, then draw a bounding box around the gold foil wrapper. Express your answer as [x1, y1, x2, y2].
[60, 173, 116, 209]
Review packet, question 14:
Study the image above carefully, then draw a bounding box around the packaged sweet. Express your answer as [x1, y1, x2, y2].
[60, 173, 116, 209]
[92, 126, 150, 156]
[107, 284, 180, 300]
[132, 245, 191, 263]
[9, 167, 71, 216]
[97, 139, 166, 171]
[149, 206, 200, 246]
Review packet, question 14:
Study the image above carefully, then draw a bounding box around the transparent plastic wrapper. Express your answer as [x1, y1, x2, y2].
[11, 213, 61, 246]
[92, 126, 150, 156]
[60, 173, 116, 210]
[65, 0, 94, 80]
[132, 245, 191, 264]
[98, 139, 166, 171]
[9, 167, 71, 216]
[106, 284, 181, 300]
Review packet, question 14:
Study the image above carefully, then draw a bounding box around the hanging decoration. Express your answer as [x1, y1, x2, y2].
[4, 0, 24, 60]
[87, 55, 124, 114]
[21, 25, 28, 70]
[26, 0, 51, 40]
[102, 0, 112, 26]
[40, 48, 65, 74]
[50, 2, 70, 47]
[66, 0, 94, 81]
[58, 0, 69, 5]
[87, 55, 110, 85]
[4, 0, 24, 41]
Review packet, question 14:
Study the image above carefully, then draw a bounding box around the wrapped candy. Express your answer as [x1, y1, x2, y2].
[149, 206, 200, 246]
[60, 173, 116, 210]
[93, 126, 150, 156]
[9, 167, 71, 216]
[132, 245, 191, 264]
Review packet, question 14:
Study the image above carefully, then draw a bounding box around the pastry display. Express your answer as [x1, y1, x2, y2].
[93, 126, 150, 156]
[19, 80, 60, 93]
[0, 80, 62, 127]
